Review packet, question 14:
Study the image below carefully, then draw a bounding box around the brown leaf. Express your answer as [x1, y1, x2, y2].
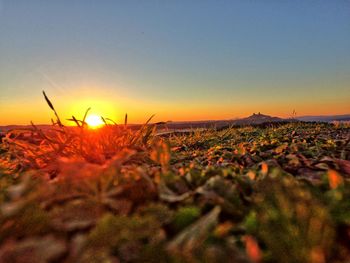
[334, 159, 350, 176]
[0, 236, 66, 263]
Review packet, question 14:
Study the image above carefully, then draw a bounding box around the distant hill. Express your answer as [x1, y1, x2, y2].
[162, 113, 289, 130]
[232, 112, 284, 125]
[296, 114, 350, 122]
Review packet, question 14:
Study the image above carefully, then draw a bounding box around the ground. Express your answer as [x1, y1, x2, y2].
[0, 122, 349, 263]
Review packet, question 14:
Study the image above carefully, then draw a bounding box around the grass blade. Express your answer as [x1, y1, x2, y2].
[42, 90, 55, 111]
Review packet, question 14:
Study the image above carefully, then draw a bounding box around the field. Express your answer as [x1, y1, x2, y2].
[0, 113, 350, 262]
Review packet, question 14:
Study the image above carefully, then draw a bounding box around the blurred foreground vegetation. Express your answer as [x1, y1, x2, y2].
[0, 119, 350, 262]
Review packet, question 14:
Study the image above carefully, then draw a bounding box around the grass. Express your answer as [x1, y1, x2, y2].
[0, 93, 349, 262]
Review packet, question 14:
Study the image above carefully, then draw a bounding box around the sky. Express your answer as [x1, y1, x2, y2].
[0, 0, 349, 125]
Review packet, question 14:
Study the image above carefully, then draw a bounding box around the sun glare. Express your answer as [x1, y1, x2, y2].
[85, 114, 104, 128]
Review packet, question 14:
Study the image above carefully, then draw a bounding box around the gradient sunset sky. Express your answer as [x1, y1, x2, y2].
[0, 0, 349, 125]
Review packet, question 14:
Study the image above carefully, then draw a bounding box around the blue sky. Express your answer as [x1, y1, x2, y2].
[0, 0, 349, 124]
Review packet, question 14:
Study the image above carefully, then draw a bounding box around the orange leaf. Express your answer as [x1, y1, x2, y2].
[214, 221, 233, 237]
[247, 171, 256, 180]
[328, 169, 343, 189]
[261, 162, 268, 175]
[244, 235, 261, 263]
[310, 246, 326, 263]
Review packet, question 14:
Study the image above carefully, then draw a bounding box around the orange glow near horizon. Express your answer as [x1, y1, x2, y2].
[0, 95, 349, 126]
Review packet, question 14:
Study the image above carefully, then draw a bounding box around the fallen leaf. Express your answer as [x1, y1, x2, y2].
[244, 235, 261, 263]
[328, 169, 344, 190]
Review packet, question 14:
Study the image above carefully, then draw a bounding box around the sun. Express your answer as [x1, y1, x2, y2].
[85, 114, 104, 129]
